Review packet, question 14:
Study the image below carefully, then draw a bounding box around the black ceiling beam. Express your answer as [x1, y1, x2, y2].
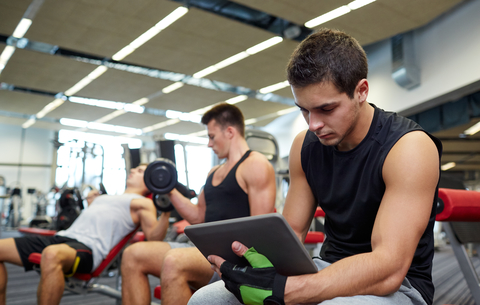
[170, 0, 312, 41]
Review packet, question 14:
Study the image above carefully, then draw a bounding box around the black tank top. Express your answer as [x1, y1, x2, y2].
[301, 105, 442, 305]
[204, 150, 251, 223]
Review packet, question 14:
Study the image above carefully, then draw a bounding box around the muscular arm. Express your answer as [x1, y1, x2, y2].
[282, 131, 439, 304]
[239, 151, 277, 215]
[131, 198, 170, 241]
[167, 188, 207, 224]
[282, 130, 317, 242]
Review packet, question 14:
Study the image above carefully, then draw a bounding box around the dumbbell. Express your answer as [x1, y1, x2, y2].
[144, 158, 196, 212]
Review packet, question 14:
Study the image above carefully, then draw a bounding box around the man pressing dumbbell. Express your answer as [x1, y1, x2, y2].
[0, 164, 169, 305]
[121, 103, 277, 305]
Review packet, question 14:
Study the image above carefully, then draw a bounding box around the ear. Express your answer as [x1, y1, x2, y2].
[356, 79, 369, 103]
[225, 126, 235, 139]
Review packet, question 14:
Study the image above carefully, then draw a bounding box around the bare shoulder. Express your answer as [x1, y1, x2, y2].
[391, 130, 438, 157]
[130, 197, 155, 211]
[291, 130, 308, 152]
[384, 130, 439, 182]
[242, 150, 273, 169]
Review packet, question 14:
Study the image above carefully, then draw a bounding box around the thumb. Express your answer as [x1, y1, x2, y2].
[232, 241, 249, 257]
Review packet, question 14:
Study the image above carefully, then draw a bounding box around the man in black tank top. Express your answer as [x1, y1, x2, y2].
[121, 103, 277, 305]
[193, 29, 441, 305]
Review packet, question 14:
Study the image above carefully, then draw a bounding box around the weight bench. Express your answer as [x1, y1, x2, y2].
[436, 188, 480, 304]
[25, 226, 141, 303]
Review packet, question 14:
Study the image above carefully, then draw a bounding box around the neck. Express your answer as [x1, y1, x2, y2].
[224, 137, 250, 166]
[337, 102, 374, 151]
[124, 186, 145, 196]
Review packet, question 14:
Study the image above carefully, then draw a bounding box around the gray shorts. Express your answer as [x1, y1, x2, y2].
[187, 258, 428, 305]
[167, 241, 195, 249]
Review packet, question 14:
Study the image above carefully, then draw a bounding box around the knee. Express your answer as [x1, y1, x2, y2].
[161, 250, 187, 279]
[121, 244, 141, 272]
[40, 247, 63, 271]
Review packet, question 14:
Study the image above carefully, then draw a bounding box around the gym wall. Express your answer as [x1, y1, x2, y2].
[0, 124, 54, 223]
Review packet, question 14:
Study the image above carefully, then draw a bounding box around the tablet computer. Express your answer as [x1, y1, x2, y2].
[184, 213, 318, 276]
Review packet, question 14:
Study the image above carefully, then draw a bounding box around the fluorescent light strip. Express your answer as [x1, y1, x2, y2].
[59, 129, 142, 149]
[464, 121, 480, 136]
[112, 7, 188, 61]
[22, 117, 36, 129]
[225, 95, 248, 104]
[69, 96, 144, 113]
[246, 37, 283, 55]
[192, 36, 283, 79]
[305, 6, 351, 28]
[142, 119, 181, 133]
[165, 110, 201, 123]
[133, 97, 149, 105]
[214, 52, 249, 70]
[36, 98, 65, 118]
[193, 66, 219, 79]
[0, 46, 16, 71]
[305, 0, 376, 28]
[162, 82, 184, 94]
[64, 66, 108, 96]
[441, 162, 456, 171]
[348, 0, 376, 10]
[60, 118, 142, 135]
[12, 18, 32, 38]
[259, 81, 290, 94]
[165, 133, 208, 145]
[95, 110, 126, 124]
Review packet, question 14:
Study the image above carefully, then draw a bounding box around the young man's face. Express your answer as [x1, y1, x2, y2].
[206, 119, 229, 159]
[292, 81, 361, 150]
[127, 164, 148, 191]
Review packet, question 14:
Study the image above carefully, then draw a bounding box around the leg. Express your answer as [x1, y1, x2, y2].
[161, 247, 214, 305]
[121, 241, 172, 305]
[37, 244, 77, 305]
[188, 281, 240, 305]
[0, 238, 23, 305]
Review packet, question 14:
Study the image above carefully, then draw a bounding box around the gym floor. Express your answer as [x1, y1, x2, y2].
[1, 230, 479, 305]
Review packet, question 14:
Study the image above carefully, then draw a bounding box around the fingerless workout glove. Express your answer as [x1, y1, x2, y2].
[220, 247, 287, 305]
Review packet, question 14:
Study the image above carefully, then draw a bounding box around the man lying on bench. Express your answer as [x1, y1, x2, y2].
[0, 164, 170, 305]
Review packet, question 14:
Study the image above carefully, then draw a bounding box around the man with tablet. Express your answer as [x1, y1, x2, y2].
[188, 29, 442, 305]
[121, 103, 276, 305]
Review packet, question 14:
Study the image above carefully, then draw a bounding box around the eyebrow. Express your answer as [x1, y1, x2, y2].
[295, 101, 337, 110]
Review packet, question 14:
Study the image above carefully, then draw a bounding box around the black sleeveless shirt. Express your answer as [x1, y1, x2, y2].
[204, 150, 251, 223]
[301, 105, 442, 305]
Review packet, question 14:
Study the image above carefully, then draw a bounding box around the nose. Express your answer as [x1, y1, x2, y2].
[308, 112, 325, 132]
[207, 139, 213, 147]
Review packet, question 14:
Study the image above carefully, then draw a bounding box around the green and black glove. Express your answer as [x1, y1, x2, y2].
[220, 247, 287, 305]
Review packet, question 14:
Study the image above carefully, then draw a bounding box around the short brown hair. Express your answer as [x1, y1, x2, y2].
[201, 103, 245, 137]
[287, 28, 368, 99]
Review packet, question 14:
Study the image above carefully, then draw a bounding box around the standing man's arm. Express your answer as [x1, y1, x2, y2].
[282, 131, 439, 304]
[239, 151, 277, 215]
[131, 198, 170, 241]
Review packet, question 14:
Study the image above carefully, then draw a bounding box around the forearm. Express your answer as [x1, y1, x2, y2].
[145, 212, 170, 241]
[284, 251, 406, 304]
[168, 189, 204, 224]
